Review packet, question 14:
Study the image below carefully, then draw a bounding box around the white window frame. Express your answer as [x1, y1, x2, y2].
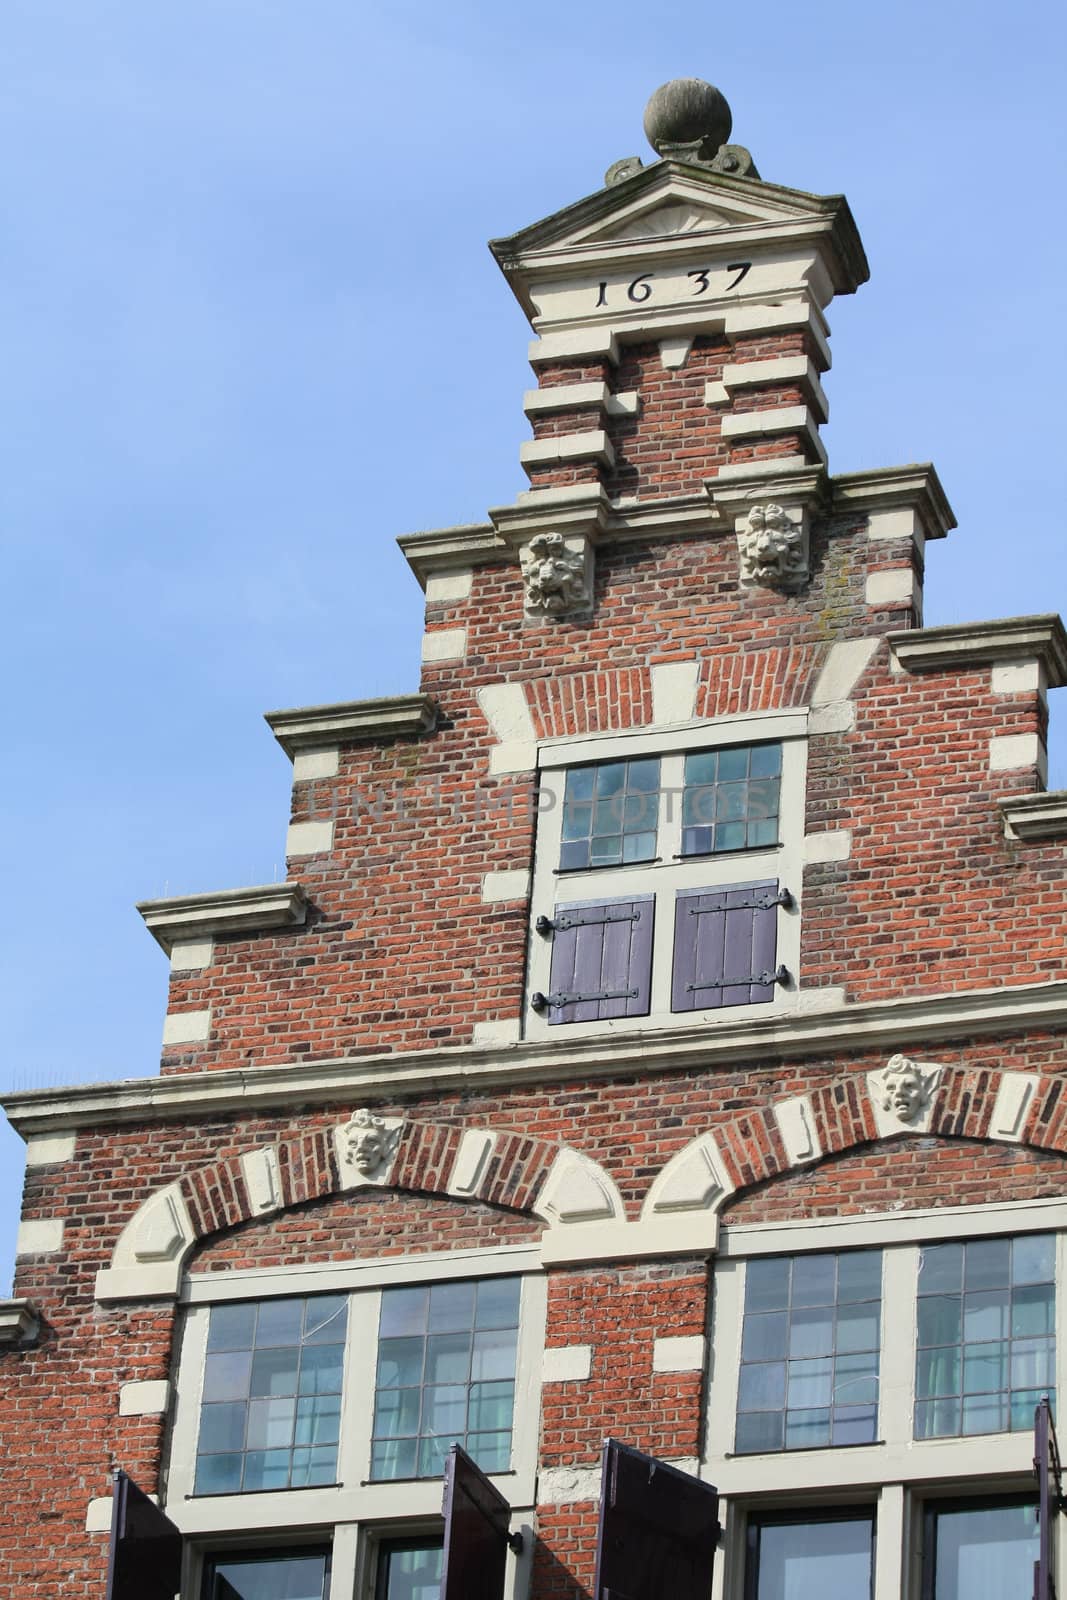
[168, 1244, 545, 1600]
[525, 710, 809, 1041]
[705, 1195, 1067, 1600]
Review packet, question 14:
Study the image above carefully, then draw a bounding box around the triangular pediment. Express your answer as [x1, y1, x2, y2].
[491, 160, 844, 264]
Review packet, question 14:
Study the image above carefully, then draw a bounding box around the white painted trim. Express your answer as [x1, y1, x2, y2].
[542, 1344, 593, 1383]
[162, 1008, 212, 1045]
[720, 1193, 1067, 1256]
[420, 627, 467, 664]
[119, 1379, 170, 1416]
[292, 748, 340, 781]
[15, 1219, 63, 1256]
[536, 707, 809, 767]
[652, 1334, 705, 1373]
[183, 1243, 544, 1302]
[482, 869, 532, 903]
[23, 1134, 76, 1167]
[285, 820, 334, 856]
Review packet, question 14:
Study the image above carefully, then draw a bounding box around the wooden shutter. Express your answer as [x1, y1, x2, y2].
[1034, 1396, 1063, 1600]
[535, 896, 654, 1024]
[440, 1444, 518, 1600]
[105, 1470, 183, 1600]
[672, 880, 787, 1012]
[592, 1438, 719, 1600]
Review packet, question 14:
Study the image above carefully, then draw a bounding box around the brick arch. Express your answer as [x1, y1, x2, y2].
[704, 1065, 1065, 1204]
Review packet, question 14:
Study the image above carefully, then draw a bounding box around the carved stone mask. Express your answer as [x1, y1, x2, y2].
[342, 1109, 392, 1176]
[873, 1054, 942, 1124]
[522, 533, 586, 615]
[737, 503, 807, 591]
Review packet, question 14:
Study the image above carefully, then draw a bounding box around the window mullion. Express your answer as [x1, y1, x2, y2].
[880, 1247, 917, 1449]
[873, 1483, 905, 1600]
[328, 1524, 360, 1600]
[660, 752, 685, 860]
[340, 1291, 381, 1489]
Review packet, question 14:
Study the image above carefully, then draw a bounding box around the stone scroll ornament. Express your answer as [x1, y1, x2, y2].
[737, 503, 809, 592]
[522, 532, 588, 617]
[869, 1054, 944, 1131]
[339, 1107, 400, 1179]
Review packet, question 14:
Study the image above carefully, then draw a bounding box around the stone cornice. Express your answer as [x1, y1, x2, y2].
[830, 463, 956, 540]
[137, 884, 310, 956]
[265, 694, 438, 756]
[1000, 792, 1067, 842]
[396, 524, 505, 590]
[0, 1300, 40, 1348]
[888, 616, 1067, 686]
[4, 979, 1067, 1138]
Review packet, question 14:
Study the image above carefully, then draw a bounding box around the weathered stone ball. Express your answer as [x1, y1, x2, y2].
[643, 78, 732, 157]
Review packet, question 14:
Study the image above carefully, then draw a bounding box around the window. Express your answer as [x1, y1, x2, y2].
[916, 1233, 1055, 1439]
[706, 1201, 1065, 1600]
[736, 1250, 881, 1453]
[744, 1510, 874, 1600]
[529, 714, 806, 1035]
[921, 1497, 1038, 1600]
[170, 1249, 544, 1600]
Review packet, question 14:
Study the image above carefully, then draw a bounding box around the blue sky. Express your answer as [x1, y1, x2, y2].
[2, 0, 1065, 1291]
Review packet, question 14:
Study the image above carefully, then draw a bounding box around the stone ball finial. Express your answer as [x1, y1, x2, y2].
[643, 78, 732, 160]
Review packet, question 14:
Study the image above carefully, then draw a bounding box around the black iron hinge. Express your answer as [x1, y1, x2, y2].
[531, 987, 638, 1011]
[685, 964, 790, 993]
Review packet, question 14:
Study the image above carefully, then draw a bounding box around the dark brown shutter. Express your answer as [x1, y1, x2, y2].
[534, 897, 654, 1024]
[105, 1470, 183, 1600]
[592, 1438, 719, 1600]
[1034, 1396, 1063, 1600]
[672, 880, 787, 1012]
[440, 1443, 518, 1600]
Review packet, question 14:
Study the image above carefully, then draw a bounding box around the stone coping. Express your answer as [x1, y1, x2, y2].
[0, 1300, 40, 1347]
[4, 978, 1067, 1138]
[888, 616, 1067, 686]
[1000, 792, 1067, 842]
[830, 462, 955, 540]
[137, 884, 309, 955]
[265, 694, 437, 757]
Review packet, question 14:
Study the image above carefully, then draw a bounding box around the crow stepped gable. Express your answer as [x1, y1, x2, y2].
[3, 75, 1067, 1600]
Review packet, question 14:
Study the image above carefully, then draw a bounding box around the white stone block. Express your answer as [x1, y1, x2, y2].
[803, 830, 852, 864]
[990, 1072, 1041, 1142]
[542, 1344, 593, 1383]
[119, 1379, 170, 1417]
[471, 1018, 522, 1045]
[481, 869, 532, 903]
[652, 1335, 706, 1374]
[292, 747, 339, 781]
[523, 382, 609, 415]
[650, 661, 700, 726]
[162, 1009, 211, 1045]
[448, 1129, 498, 1197]
[519, 431, 614, 468]
[16, 1219, 64, 1256]
[478, 683, 536, 746]
[721, 404, 813, 440]
[286, 819, 334, 856]
[991, 661, 1041, 695]
[703, 380, 728, 405]
[659, 336, 693, 370]
[867, 507, 921, 543]
[715, 455, 809, 481]
[24, 1135, 76, 1168]
[774, 1095, 821, 1166]
[488, 742, 536, 775]
[605, 391, 640, 417]
[85, 1496, 114, 1533]
[425, 568, 473, 603]
[794, 986, 848, 1013]
[240, 1146, 283, 1214]
[809, 702, 855, 735]
[989, 733, 1043, 773]
[811, 638, 879, 706]
[420, 627, 467, 663]
[538, 1464, 603, 1504]
[169, 939, 214, 972]
[865, 569, 915, 606]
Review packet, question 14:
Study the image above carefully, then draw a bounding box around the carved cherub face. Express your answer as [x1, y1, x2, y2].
[874, 1054, 941, 1124]
[739, 504, 803, 583]
[344, 1109, 388, 1175]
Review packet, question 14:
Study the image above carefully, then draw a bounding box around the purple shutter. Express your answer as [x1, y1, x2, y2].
[672, 881, 782, 1012]
[1034, 1396, 1063, 1600]
[592, 1438, 719, 1600]
[440, 1444, 517, 1600]
[542, 897, 653, 1024]
[105, 1470, 183, 1600]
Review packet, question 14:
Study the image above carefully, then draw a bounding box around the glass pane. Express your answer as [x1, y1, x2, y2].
[621, 829, 655, 862]
[1010, 1338, 1054, 1390]
[422, 1383, 467, 1435]
[594, 763, 625, 797]
[837, 1254, 883, 1309]
[918, 1295, 962, 1348]
[469, 1380, 515, 1431]
[715, 821, 745, 851]
[716, 783, 746, 821]
[789, 1307, 833, 1359]
[746, 777, 779, 819]
[590, 835, 623, 866]
[1012, 1234, 1055, 1286]
[834, 1352, 879, 1406]
[210, 1552, 330, 1600]
[195, 1451, 243, 1496]
[742, 1312, 788, 1362]
[255, 1300, 304, 1347]
[290, 1446, 336, 1488]
[919, 1242, 963, 1295]
[1012, 1284, 1054, 1338]
[966, 1238, 1012, 1292]
[749, 817, 778, 847]
[203, 1350, 253, 1403]
[754, 1516, 873, 1600]
[371, 1437, 417, 1480]
[377, 1337, 425, 1389]
[831, 1405, 877, 1446]
[785, 1408, 830, 1449]
[962, 1393, 1007, 1435]
[303, 1296, 348, 1344]
[476, 1278, 520, 1329]
[964, 1291, 1009, 1344]
[299, 1345, 344, 1395]
[787, 1358, 833, 1409]
[294, 1394, 341, 1447]
[746, 1258, 791, 1313]
[379, 1542, 444, 1600]
[425, 1332, 471, 1385]
[199, 1401, 248, 1455]
[962, 1342, 1008, 1395]
[750, 743, 782, 777]
[242, 1448, 291, 1492]
[428, 1281, 476, 1333]
[562, 801, 592, 841]
[207, 1303, 257, 1353]
[918, 1346, 960, 1399]
[685, 751, 717, 785]
[249, 1348, 299, 1399]
[738, 1362, 786, 1412]
[837, 1304, 879, 1355]
[417, 1435, 449, 1478]
[559, 840, 590, 871]
[246, 1396, 296, 1450]
[681, 825, 713, 856]
[565, 766, 595, 802]
[791, 1255, 836, 1306]
[466, 1430, 511, 1473]
[471, 1327, 518, 1382]
[915, 1397, 961, 1438]
[735, 1410, 784, 1454]
[373, 1386, 420, 1439]
[932, 1501, 1038, 1600]
[627, 758, 660, 792]
[717, 746, 748, 781]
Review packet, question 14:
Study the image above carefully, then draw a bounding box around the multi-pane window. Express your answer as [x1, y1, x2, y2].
[681, 742, 781, 856]
[375, 1540, 444, 1600]
[921, 1497, 1039, 1600]
[202, 1548, 332, 1600]
[560, 757, 660, 870]
[744, 1511, 875, 1600]
[736, 1250, 882, 1453]
[371, 1277, 521, 1480]
[195, 1296, 347, 1494]
[915, 1233, 1055, 1438]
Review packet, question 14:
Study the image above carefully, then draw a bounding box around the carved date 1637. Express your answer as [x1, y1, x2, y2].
[594, 261, 751, 308]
